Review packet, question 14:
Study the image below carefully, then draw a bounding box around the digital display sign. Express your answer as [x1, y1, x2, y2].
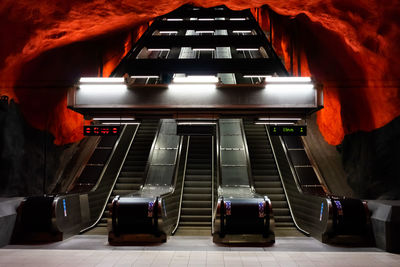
[269, 125, 307, 136]
[84, 125, 120, 136]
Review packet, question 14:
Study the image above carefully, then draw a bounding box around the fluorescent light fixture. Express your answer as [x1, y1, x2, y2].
[230, 17, 246, 21]
[148, 48, 170, 52]
[215, 17, 226, 20]
[177, 122, 216, 125]
[102, 122, 139, 125]
[130, 75, 159, 79]
[243, 75, 272, 78]
[93, 117, 135, 121]
[258, 118, 302, 121]
[199, 18, 214, 21]
[79, 77, 124, 83]
[167, 18, 183, 21]
[233, 30, 252, 34]
[79, 84, 127, 94]
[159, 31, 178, 34]
[236, 48, 259, 51]
[193, 7, 200, 10]
[192, 48, 215, 51]
[168, 84, 216, 92]
[172, 75, 218, 84]
[255, 122, 295, 125]
[265, 76, 312, 83]
[190, 18, 198, 21]
[196, 30, 214, 34]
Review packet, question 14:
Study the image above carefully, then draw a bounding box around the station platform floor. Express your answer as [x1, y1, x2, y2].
[1, 235, 399, 266]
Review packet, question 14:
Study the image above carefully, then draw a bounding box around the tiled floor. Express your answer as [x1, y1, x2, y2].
[1, 236, 399, 266]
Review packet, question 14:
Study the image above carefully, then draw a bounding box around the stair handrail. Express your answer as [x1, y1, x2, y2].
[80, 123, 139, 233]
[265, 125, 310, 235]
[171, 136, 191, 235]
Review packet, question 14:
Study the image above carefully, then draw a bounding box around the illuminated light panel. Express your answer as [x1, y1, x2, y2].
[258, 118, 302, 121]
[102, 122, 139, 125]
[265, 76, 312, 83]
[168, 84, 216, 92]
[79, 84, 127, 94]
[93, 117, 135, 121]
[190, 18, 198, 20]
[192, 48, 215, 51]
[167, 18, 183, 21]
[230, 18, 246, 21]
[79, 77, 124, 83]
[159, 31, 178, 34]
[255, 122, 295, 125]
[172, 75, 218, 84]
[148, 48, 170, 52]
[243, 75, 272, 78]
[199, 18, 214, 21]
[236, 48, 259, 51]
[233, 30, 252, 34]
[196, 30, 214, 34]
[131, 75, 159, 79]
[177, 122, 217, 125]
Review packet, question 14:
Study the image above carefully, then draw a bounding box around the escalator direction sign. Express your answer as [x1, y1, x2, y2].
[84, 125, 120, 136]
[269, 125, 307, 136]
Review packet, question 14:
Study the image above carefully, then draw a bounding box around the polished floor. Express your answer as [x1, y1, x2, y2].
[2, 235, 399, 266]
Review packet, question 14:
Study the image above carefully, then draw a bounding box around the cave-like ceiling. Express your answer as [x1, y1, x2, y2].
[0, 0, 399, 145]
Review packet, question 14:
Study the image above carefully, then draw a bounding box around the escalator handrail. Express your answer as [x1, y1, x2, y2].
[140, 120, 163, 189]
[240, 119, 257, 192]
[80, 124, 139, 233]
[211, 135, 216, 234]
[265, 125, 310, 236]
[171, 136, 191, 235]
[90, 124, 132, 192]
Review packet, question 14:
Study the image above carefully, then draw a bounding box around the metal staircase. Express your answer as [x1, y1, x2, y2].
[178, 136, 213, 234]
[244, 121, 295, 229]
[96, 120, 159, 228]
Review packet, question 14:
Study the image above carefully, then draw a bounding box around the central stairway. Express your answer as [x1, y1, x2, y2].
[244, 121, 297, 234]
[176, 136, 213, 235]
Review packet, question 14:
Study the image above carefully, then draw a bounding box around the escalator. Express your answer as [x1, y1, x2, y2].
[94, 120, 159, 230]
[243, 122, 297, 233]
[176, 136, 213, 235]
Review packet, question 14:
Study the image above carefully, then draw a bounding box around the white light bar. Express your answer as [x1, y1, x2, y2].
[199, 18, 214, 21]
[190, 18, 198, 21]
[196, 30, 214, 34]
[173, 75, 218, 84]
[148, 48, 170, 52]
[192, 48, 215, 51]
[230, 18, 246, 21]
[177, 122, 217, 125]
[233, 30, 252, 34]
[167, 18, 183, 21]
[265, 76, 312, 83]
[93, 117, 135, 121]
[255, 122, 295, 125]
[258, 118, 302, 121]
[102, 122, 139, 125]
[130, 75, 159, 79]
[79, 77, 124, 83]
[243, 75, 272, 78]
[159, 31, 178, 34]
[236, 48, 259, 51]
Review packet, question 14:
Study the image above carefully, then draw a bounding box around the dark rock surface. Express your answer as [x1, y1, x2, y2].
[0, 98, 78, 197]
[339, 115, 400, 199]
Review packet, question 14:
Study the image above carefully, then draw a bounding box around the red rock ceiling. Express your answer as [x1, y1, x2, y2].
[0, 0, 399, 145]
